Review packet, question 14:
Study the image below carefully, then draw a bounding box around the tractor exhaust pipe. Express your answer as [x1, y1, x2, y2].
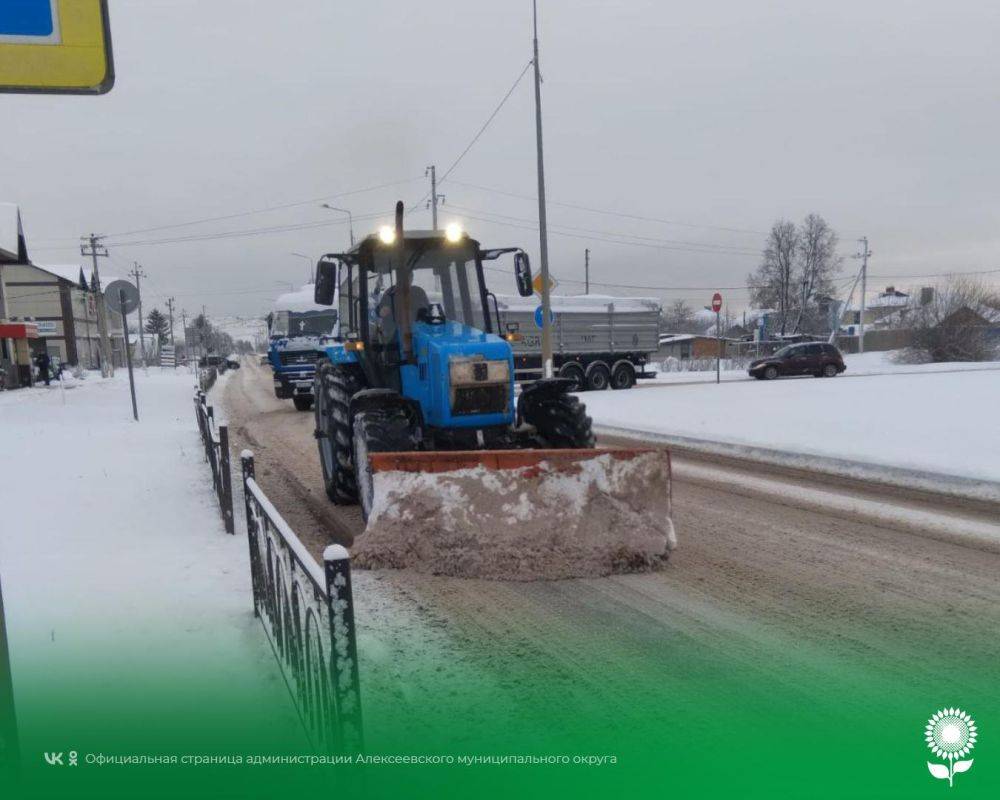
[393, 201, 413, 362]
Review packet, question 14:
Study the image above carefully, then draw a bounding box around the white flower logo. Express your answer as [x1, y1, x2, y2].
[925, 708, 977, 787]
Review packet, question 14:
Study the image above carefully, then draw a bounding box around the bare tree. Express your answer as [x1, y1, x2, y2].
[794, 214, 841, 333]
[905, 278, 1000, 362]
[748, 214, 843, 335]
[661, 299, 699, 333]
[748, 220, 798, 334]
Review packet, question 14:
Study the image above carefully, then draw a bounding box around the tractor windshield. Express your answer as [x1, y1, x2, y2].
[369, 239, 488, 331]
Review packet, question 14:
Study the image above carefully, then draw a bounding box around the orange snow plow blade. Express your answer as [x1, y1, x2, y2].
[353, 448, 676, 581]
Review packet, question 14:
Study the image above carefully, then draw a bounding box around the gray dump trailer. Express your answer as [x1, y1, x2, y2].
[495, 295, 661, 390]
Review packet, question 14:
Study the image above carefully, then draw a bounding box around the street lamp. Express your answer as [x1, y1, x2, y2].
[320, 204, 355, 247]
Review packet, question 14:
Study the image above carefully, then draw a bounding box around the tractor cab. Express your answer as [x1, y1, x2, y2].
[312, 202, 593, 519]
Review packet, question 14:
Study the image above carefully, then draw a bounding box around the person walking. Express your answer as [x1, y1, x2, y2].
[36, 351, 51, 386]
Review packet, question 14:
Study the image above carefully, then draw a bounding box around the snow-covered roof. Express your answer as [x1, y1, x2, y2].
[495, 294, 660, 313]
[273, 284, 331, 314]
[0, 203, 25, 261]
[30, 263, 122, 288]
[659, 334, 698, 344]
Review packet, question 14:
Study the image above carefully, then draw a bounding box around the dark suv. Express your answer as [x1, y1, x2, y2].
[749, 343, 846, 380]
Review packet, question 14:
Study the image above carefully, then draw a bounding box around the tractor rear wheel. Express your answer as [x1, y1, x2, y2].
[315, 363, 363, 505]
[353, 407, 419, 522]
[523, 393, 595, 449]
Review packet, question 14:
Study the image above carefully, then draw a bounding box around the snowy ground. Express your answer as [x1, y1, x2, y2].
[646, 350, 1000, 385]
[0, 368, 300, 747]
[586, 360, 1000, 486]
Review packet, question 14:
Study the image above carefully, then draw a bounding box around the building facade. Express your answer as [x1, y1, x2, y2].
[2, 262, 125, 368]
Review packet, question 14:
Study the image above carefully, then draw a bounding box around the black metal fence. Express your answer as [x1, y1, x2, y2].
[240, 452, 363, 753]
[193, 391, 235, 534]
[198, 366, 218, 392]
[0, 571, 19, 782]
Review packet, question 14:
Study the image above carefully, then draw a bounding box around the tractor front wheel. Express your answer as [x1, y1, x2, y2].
[523, 393, 595, 449]
[315, 363, 362, 505]
[353, 407, 419, 522]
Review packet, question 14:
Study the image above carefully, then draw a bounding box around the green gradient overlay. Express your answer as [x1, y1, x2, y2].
[4, 610, 996, 800]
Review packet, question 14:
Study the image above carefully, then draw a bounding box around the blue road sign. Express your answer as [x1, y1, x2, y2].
[1, 0, 55, 38]
[534, 305, 555, 329]
[0, 0, 114, 94]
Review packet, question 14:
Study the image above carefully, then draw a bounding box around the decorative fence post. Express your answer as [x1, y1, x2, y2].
[324, 546, 364, 753]
[0, 571, 20, 783]
[219, 425, 234, 534]
[241, 451, 260, 618]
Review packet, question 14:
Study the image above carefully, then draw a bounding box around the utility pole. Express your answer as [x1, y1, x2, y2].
[425, 166, 444, 230]
[532, 0, 554, 378]
[854, 237, 871, 354]
[584, 249, 590, 294]
[165, 297, 175, 345]
[129, 262, 147, 363]
[80, 233, 114, 378]
[181, 310, 189, 370]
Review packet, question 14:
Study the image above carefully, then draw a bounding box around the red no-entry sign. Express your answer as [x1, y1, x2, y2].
[711, 292, 723, 313]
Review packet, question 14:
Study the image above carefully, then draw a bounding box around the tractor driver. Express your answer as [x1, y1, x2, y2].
[374, 284, 431, 347]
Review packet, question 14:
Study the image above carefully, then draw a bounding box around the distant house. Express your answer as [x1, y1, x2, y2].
[657, 333, 726, 359]
[842, 286, 916, 328]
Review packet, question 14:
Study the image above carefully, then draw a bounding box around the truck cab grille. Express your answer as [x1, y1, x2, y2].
[279, 351, 318, 366]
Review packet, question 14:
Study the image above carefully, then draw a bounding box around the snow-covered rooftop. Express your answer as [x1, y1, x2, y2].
[273, 284, 331, 314]
[495, 294, 660, 313]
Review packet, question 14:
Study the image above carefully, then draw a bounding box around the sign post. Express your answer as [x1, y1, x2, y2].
[711, 292, 723, 384]
[105, 280, 140, 421]
[0, 0, 114, 94]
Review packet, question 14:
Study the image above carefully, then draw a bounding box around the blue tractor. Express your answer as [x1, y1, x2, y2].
[311, 203, 595, 520]
[266, 288, 340, 412]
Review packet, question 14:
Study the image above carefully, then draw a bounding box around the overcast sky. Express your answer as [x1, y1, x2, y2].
[5, 0, 1000, 327]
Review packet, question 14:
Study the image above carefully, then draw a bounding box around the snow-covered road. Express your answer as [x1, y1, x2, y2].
[0, 370, 300, 749]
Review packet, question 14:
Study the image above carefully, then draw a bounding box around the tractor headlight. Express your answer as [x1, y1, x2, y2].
[378, 226, 396, 245]
[444, 223, 463, 243]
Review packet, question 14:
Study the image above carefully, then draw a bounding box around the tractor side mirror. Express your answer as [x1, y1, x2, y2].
[514, 251, 533, 297]
[314, 260, 337, 305]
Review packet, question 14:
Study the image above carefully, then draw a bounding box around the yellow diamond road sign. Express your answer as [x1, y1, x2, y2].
[0, 0, 114, 94]
[532, 273, 556, 296]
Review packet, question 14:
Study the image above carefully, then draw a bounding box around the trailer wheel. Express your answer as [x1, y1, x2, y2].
[585, 362, 611, 391]
[611, 362, 636, 390]
[315, 363, 363, 505]
[522, 393, 595, 449]
[293, 396, 313, 412]
[353, 407, 418, 522]
[558, 362, 586, 392]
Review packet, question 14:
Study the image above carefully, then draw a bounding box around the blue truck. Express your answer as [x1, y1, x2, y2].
[266, 286, 340, 411]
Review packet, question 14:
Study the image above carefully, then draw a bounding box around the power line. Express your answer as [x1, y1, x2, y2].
[447, 203, 761, 255]
[455, 208, 762, 257]
[102, 177, 421, 240]
[409, 61, 533, 214]
[446, 179, 770, 237]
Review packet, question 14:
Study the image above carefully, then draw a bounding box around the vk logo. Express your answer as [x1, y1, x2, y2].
[43, 752, 63, 766]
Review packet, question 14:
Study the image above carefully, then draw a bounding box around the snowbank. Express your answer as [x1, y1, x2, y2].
[582, 368, 1000, 484]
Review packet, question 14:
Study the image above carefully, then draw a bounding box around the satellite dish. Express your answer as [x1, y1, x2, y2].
[104, 280, 140, 314]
